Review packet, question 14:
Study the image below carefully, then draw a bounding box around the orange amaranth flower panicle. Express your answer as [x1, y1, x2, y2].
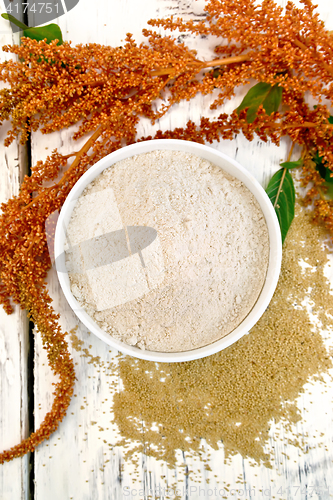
[2, 0, 333, 463]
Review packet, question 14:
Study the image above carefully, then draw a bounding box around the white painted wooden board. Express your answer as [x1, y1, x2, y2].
[33, 0, 333, 499]
[0, 0, 333, 498]
[0, 10, 30, 500]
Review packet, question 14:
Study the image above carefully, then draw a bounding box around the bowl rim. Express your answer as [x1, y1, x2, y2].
[55, 139, 282, 362]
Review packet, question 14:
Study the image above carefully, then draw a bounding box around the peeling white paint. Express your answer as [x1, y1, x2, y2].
[5, 359, 15, 386]
[0, 330, 6, 365]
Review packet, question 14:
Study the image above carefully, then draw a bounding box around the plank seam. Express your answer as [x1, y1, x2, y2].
[23, 4, 35, 497]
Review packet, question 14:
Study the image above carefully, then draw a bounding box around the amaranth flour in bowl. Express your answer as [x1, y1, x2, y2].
[64, 150, 269, 352]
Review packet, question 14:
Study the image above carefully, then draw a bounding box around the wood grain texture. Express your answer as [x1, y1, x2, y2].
[0, 8, 30, 500]
[0, 0, 331, 498]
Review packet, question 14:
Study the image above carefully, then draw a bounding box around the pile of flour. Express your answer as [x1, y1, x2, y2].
[65, 150, 269, 352]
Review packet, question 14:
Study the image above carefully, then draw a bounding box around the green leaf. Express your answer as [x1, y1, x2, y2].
[266, 168, 295, 244]
[262, 84, 283, 116]
[1, 13, 63, 45]
[279, 159, 303, 169]
[313, 150, 333, 198]
[23, 24, 63, 45]
[1, 13, 28, 30]
[319, 165, 330, 181]
[237, 82, 271, 112]
[236, 82, 283, 124]
[324, 183, 333, 199]
[313, 152, 333, 184]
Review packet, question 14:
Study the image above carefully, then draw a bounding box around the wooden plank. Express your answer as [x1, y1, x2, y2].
[31, 1, 333, 499]
[0, 7, 30, 500]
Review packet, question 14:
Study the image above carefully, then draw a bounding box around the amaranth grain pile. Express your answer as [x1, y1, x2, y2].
[70, 205, 333, 469]
[107, 205, 333, 467]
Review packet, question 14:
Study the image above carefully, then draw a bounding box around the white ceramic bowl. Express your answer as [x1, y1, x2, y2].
[55, 139, 282, 363]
